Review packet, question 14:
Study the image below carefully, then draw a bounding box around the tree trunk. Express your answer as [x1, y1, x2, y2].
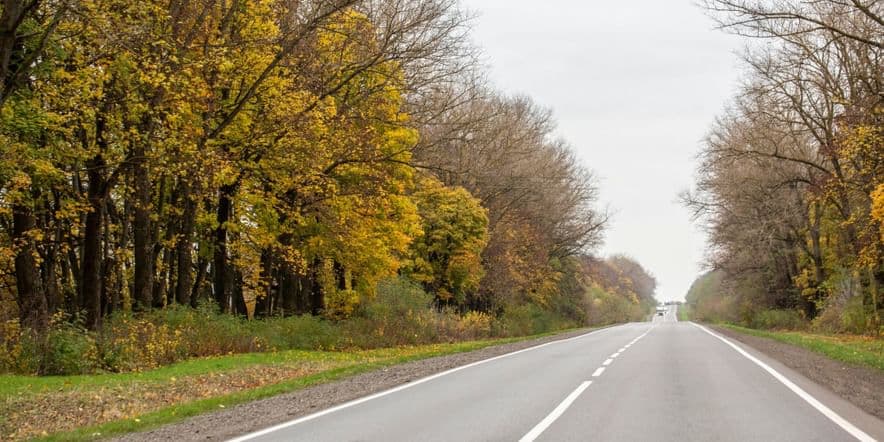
[279, 267, 297, 315]
[12, 203, 47, 332]
[65, 245, 80, 313]
[42, 194, 61, 316]
[132, 143, 153, 311]
[105, 195, 131, 310]
[233, 273, 248, 316]
[213, 185, 235, 312]
[175, 181, 197, 306]
[870, 266, 880, 336]
[807, 202, 825, 318]
[101, 209, 113, 316]
[81, 154, 106, 330]
[254, 250, 273, 317]
[309, 262, 324, 315]
[192, 253, 208, 308]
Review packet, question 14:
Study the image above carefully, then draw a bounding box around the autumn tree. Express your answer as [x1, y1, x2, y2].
[414, 92, 607, 311]
[688, 0, 882, 332]
[407, 177, 488, 308]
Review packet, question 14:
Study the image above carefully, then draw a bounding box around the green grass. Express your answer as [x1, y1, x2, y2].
[10, 328, 583, 441]
[677, 305, 690, 322]
[721, 324, 884, 372]
[0, 349, 357, 398]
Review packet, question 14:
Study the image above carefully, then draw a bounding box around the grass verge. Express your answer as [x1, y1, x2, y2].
[3, 328, 582, 441]
[720, 324, 884, 372]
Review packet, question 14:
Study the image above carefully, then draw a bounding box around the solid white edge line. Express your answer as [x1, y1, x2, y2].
[602, 358, 613, 366]
[611, 352, 620, 358]
[591, 367, 605, 377]
[227, 326, 621, 442]
[690, 323, 875, 442]
[519, 381, 592, 442]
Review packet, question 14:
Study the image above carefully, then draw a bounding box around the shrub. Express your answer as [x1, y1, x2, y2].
[840, 295, 871, 335]
[494, 304, 573, 337]
[456, 311, 493, 340]
[362, 277, 434, 321]
[95, 305, 270, 371]
[324, 289, 360, 321]
[40, 317, 99, 375]
[1, 314, 100, 375]
[345, 277, 436, 347]
[0, 319, 26, 373]
[748, 309, 808, 330]
[260, 315, 341, 351]
[584, 286, 647, 326]
[812, 291, 870, 335]
[98, 313, 186, 372]
[692, 291, 739, 324]
[179, 307, 265, 357]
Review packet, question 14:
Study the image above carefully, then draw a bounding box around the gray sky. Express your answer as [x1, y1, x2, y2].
[460, 0, 744, 301]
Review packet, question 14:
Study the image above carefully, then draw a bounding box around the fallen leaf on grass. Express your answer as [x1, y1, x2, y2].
[1, 361, 335, 441]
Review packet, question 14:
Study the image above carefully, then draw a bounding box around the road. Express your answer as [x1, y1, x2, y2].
[230, 306, 883, 442]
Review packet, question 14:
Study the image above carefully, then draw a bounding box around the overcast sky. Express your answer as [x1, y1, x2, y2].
[459, 0, 744, 302]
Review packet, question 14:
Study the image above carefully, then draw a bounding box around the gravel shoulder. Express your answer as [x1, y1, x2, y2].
[112, 327, 602, 442]
[711, 325, 884, 421]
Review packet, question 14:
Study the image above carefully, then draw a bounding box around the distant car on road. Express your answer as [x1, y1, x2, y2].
[655, 307, 665, 316]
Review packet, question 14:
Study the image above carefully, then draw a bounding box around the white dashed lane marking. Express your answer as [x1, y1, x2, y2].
[518, 325, 657, 442]
[518, 381, 593, 442]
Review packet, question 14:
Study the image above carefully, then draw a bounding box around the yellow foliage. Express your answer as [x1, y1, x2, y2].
[456, 311, 492, 338]
[324, 289, 360, 321]
[103, 316, 185, 372]
[0, 319, 24, 372]
[872, 184, 884, 244]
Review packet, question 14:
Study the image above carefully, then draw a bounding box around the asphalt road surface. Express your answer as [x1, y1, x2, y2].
[229, 306, 883, 442]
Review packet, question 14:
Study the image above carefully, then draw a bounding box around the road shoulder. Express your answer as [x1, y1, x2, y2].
[710, 325, 884, 425]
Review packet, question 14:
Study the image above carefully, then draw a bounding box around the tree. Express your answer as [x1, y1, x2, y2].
[407, 177, 488, 307]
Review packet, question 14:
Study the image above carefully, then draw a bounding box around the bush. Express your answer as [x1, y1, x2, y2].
[345, 277, 438, 347]
[584, 286, 649, 326]
[692, 291, 739, 324]
[260, 315, 341, 350]
[456, 311, 493, 340]
[840, 295, 871, 334]
[41, 317, 99, 375]
[494, 304, 574, 337]
[1, 315, 100, 375]
[807, 277, 880, 335]
[362, 277, 434, 321]
[98, 313, 187, 372]
[747, 309, 808, 330]
[0, 319, 24, 373]
[175, 306, 265, 357]
[324, 289, 360, 321]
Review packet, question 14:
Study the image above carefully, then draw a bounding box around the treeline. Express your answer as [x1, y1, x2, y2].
[684, 1, 883, 333]
[0, 0, 655, 354]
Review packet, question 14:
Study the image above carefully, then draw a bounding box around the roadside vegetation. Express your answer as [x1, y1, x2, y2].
[720, 325, 884, 372]
[676, 304, 690, 322]
[683, 1, 883, 336]
[686, 272, 884, 373]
